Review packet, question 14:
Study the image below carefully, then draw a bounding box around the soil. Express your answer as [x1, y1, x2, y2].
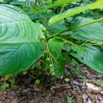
[0, 64, 103, 103]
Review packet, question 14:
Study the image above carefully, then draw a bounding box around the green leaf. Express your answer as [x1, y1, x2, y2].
[71, 46, 103, 73]
[48, 38, 64, 59]
[30, 12, 55, 20]
[53, 54, 67, 78]
[49, 0, 103, 25]
[48, 20, 67, 33]
[73, 17, 103, 30]
[63, 45, 71, 52]
[72, 18, 103, 44]
[0, 5, 44, 75]
[71, 17, 95, 41]
[49, 6, 88, 25]
[89, 0, 103, 9]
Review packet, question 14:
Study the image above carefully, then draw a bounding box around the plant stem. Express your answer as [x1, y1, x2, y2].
[47, 17, 103, 39]
[42, 40, 58, 64]
[61, 38, 79, 47]
[73, 17, 103, 29]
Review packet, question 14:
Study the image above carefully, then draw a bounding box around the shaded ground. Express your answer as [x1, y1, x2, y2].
[0, 64, 103, 103]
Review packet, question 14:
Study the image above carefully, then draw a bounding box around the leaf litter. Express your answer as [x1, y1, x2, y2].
[0, 63, 103, 103]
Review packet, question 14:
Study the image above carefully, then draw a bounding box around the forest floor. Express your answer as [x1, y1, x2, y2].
[0, 64, 103, 103]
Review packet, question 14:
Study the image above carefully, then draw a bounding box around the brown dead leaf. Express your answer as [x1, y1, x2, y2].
[86, 83, 103, 95]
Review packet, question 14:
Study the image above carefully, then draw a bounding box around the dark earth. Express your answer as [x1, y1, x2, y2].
[0, 64, 103, 103]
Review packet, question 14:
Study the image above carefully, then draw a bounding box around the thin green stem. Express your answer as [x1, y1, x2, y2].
[42, 40, 58, 64]
[61, 38, 79, 47]
[73, 17, 103, 29]
[47, 17, 103, 39]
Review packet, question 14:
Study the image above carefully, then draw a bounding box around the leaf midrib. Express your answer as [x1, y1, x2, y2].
[0, 44, 24, 70]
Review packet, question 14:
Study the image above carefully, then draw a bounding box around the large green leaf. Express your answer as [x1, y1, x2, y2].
[0, 5, 44, 75]
[71, 46, 103, 73]
[89, 0, 103, 9]
[48, 38, 64, 59]
[72, 17, 103, 44]
[53, 53, 71, 78]
[49, 0, 103, 25]
[53, 54, 66, 78]
[48, 38, 64, 78]
[30, 12, 55, 20]
[49, 6, 87, 25]
[48, 20, 67, 33]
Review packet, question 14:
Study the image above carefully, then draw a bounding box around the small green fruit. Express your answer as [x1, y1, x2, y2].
[42, 28, 46, 32]
[51, 72, 55, 76]
[44, 50, 48, 54]
[40, 35, 46, 40]
[46, 58, 50, 61]
[35, 79, 40, 85]
[49, 64, 53, 68]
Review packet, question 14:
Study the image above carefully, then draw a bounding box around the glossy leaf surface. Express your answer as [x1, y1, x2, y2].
[72, 17, 103, 44]
[48, 38, 64, 59]
[0, 5, 44, 75]
[72, 46, 103, 73]
[49, 0, 103, 25]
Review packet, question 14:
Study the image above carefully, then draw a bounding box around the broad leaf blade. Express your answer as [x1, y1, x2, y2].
[53, 55, 65, 78]
[0, 5, 43, 43]
[0, 43, 44, 75]
[48, 38, 64, 59]
[49, 0, 103, 25]
[53, 54, 70, 78]
[89, 0, 103, 9]
[72, 18, 103, 44]
[71, 46, 103, 73]
[0, 5, 44, 75]
[48, 20, 67, 33]
[49, 6, 88, 25]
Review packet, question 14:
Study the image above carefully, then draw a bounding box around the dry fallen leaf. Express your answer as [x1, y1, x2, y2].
[86, 83, 103, 95]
